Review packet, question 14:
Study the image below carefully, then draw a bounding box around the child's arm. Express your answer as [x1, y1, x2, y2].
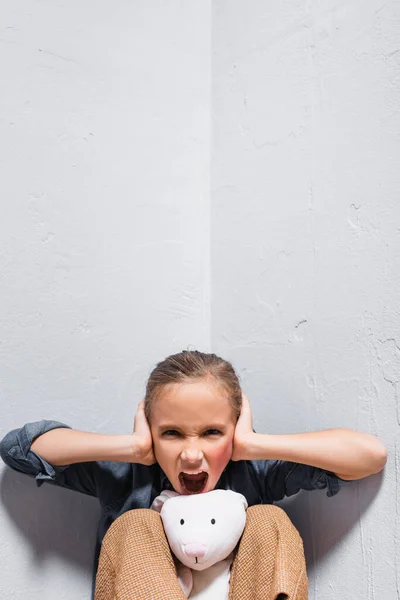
[233, 394, 387, 481]
[0, 402, 155, 497]
[30, 402, 154, 466]
[30, 429, 144, 465]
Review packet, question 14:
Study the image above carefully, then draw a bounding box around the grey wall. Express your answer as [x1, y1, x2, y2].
[212, 1, 399, 598]
[0, 2, 210, 598]
[0, 1, 398, 598]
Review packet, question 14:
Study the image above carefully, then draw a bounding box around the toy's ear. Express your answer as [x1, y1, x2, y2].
[151, 489, 180, 513]
[234, 492, 248, 510]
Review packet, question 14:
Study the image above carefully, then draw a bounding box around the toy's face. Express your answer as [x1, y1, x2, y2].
[160, 490, 247, 571]
[150, 379, 236, 496]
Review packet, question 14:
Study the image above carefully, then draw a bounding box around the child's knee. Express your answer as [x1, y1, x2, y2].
[120, 508, 160, 526]
[103, 508, 162, 545]
[247, 503, 288, 522]
[245, 504, 301, 540]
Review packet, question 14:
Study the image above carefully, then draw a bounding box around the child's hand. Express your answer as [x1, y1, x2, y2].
[232, 392, 257, 462]
[132, 401, 156, 465]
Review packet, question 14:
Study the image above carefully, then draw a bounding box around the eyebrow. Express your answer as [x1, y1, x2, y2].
[157, 423, 227, 432]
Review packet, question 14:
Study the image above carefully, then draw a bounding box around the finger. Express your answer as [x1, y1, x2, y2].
[237, 391, 253, 428]
[133, 401, 148, 433]
[241, 391, 250, 407]
[239, 392, 250, 415]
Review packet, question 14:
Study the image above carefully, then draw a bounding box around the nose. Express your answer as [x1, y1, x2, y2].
[184, 543, 207, 559]
[180, 442, 204, 463]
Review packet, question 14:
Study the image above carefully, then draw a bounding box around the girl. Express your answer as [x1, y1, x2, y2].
[0, 350, 387, 599]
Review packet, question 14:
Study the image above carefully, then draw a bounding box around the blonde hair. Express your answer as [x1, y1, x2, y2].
[144, 350, 242, 422]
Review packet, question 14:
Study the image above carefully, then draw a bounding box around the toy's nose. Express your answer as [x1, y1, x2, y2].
[184, 543, 207, 559]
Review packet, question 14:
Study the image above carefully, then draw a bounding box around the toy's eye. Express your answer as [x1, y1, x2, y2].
[211, 518, 216, 524]
[180, 519, 185, 525]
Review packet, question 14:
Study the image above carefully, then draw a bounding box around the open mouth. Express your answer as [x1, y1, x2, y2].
[179, 471, 208, 494]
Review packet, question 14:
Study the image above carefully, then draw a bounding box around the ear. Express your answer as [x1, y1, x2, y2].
[239, 493, 248, 510]
[230, 491, 248, 510]
[151, 489, 180, 513]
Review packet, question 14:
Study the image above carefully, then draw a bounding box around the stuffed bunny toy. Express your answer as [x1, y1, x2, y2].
[151, 489, 248, 600]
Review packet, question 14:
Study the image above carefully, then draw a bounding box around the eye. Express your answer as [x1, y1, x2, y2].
[162, 430, 181, 437]
[180, 519, 185, 525]
[204, 429, 221, 436]
[211, 518, 216, 525]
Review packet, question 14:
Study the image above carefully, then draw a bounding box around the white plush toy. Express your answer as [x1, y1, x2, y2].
[151, 489, 248, 600]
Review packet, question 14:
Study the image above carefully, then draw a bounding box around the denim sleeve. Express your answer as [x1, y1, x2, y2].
[260, 460, 348, 502]
[0, 420, 98, 497]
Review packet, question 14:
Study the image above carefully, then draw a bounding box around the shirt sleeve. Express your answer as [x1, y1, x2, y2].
[0, 420, 99, 497]
[257, 459, 348, 503]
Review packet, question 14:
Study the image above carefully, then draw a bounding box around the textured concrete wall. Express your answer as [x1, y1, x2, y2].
[212, 1, 399, 598]
[1, 1, 398, 598]
[0, 2, 210, 598]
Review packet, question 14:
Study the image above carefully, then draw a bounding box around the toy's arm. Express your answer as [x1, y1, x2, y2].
[177, 563, 193, 598]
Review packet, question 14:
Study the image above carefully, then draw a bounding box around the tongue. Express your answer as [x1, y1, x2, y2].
[184, 473, 205, 481]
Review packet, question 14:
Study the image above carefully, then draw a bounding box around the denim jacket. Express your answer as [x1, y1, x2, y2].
[0, 419, 345, 595]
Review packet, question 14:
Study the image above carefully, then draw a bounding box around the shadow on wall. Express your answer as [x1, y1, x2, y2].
[278, 471, 384, 575]
[0, 467, 100, 572]
[1, 463, 384, 578]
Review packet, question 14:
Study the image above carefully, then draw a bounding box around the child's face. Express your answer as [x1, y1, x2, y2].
[150, 378, 236, 495]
